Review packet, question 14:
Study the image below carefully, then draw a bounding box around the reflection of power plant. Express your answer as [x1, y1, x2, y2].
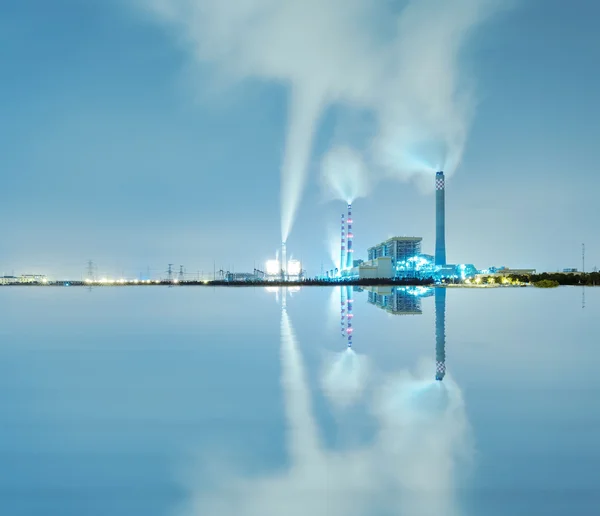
[365, 286, 433, 315]
[435, 287, 446, 381]
[339, 285, 355, 347]
[340, 285, 347, 337]
[365, 285, 448, 381]
[346, 285, 353, 348]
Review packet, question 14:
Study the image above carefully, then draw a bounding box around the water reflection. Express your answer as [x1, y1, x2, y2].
[178, 286, 471, 516]
[366, 286, 434, 315]
[321, 286, 370, 409]
[435, 288, 447, 382]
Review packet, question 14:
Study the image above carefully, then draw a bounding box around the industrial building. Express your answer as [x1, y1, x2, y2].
[0, 274, 47, 285]
[367, 237, 422, 264]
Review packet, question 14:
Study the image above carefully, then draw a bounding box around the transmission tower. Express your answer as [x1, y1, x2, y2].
[178, 265, 184, 282]
[167, 264, 174, 282]
[582, 243, 585, 274]
[86, 260, 95, 282]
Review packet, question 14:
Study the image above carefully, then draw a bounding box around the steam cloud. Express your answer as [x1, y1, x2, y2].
[321, 146, 370, 204]
[142, 0, 502, 241]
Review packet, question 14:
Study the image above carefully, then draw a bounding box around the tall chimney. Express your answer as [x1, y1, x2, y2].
[435, 171, 447, 266]
[346, 203, 353, 269]
[281, 241, 287, 281]
[435, 287, 446, 381]
[340, 213, 346, 274]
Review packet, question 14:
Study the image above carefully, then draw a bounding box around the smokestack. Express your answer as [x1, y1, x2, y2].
[340, 213, 346, 274]
[435, 287, 446, 381]
[346, 203, 354, 270]
[281, 241, 287, 281]
[435, 171, 447, 266]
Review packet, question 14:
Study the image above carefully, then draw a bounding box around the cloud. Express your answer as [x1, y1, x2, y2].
[141, 0, 505, 237]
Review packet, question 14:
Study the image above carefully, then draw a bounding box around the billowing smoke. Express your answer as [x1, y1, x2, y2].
[320, 146, 370, 204]
[142, 0, 503, 239]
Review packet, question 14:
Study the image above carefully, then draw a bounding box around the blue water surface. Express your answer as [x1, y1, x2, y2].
[0, 285, 598, 516]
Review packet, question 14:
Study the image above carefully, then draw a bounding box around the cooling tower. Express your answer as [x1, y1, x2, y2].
[435, 287, 446, 381]
[435, 171, 447, 266]
[345, 204, 354, 270]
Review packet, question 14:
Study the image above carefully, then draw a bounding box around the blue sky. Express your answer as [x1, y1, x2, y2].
[1, 0, 598, 278]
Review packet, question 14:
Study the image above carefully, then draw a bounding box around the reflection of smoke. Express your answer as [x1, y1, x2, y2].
[280, 305, 320, 463]
[321, 146, 370, 204]
[178, 292, 471, 515]
[321, 348, 370, 409]
[374, 360, 472, 516]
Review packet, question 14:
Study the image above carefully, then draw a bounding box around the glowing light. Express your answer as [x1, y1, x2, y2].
[266, 259, 281, 276]
[287, 259, 301, 276]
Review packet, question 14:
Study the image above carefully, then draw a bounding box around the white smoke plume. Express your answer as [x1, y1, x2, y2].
[141, 0, 504, 239]
[321, 146, 370, 204]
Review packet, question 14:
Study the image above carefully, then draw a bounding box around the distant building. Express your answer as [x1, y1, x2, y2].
[0, 275, 47, 285]
[489, 268, 536, 276]
[19, 274, 48, 284]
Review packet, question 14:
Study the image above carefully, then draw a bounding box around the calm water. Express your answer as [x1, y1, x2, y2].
[1, 285, 598, 516]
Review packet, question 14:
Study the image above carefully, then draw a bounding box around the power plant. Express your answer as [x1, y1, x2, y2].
[324, 171, 477, 282]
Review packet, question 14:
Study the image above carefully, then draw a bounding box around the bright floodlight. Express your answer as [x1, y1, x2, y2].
[266, 259, 280, 276]
[287, 259, 301, 276]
